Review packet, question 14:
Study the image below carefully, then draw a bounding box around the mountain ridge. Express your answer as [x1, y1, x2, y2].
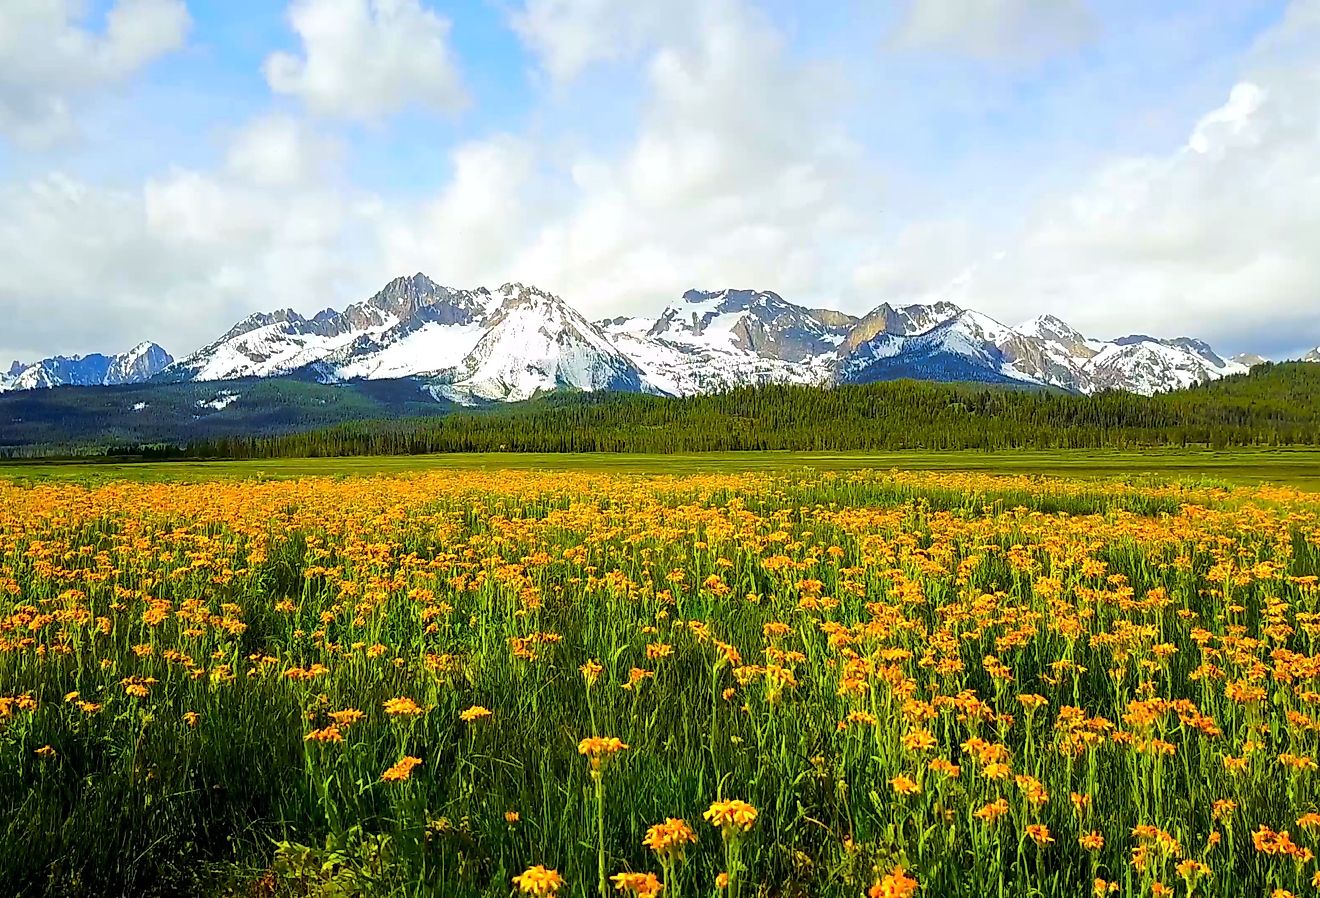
[0, 342, 173, 394]
[6, 274, 1302, 401]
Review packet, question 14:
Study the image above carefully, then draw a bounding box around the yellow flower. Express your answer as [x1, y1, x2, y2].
[460, 704, 493, 722]
[381, 755, 423, 782]
[578, 735, 629, 774]
[704, 799, 758, 835]
[611, 871, 663, 897]
[34, 745, 56, 759]
[383, 696, 425, 717]
[581, 658, 604, 685]
[506, 810, 521, 824]
[643, 817, 698, 862]
[513, 865, 564, 896]
[182, 711, 200, 728]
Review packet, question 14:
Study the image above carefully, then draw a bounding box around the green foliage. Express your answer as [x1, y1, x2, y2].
[4, 362, 1319, 460]
[153, 362, 1320, 459]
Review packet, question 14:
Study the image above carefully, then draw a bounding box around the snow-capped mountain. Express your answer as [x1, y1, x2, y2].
[0, 342, 173, 393]
[7, 273, 1256, 402]
[598, 289, 856, 395]
[1231, 352, 1270, 367]
[839, 306, 1248, 394]
[167, 274, 495, 383]
[168, 275, 646, 402]
[427, 284, 647, 402]
[1303, 348, 1320, 363]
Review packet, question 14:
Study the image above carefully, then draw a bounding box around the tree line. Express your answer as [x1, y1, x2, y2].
[119, 362, 1320, 459]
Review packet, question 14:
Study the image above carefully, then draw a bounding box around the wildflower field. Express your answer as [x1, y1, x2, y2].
[2, 466, 1320, 898]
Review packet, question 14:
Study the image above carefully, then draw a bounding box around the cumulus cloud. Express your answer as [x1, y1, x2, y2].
[858, 2, 1320, 355]
[387, 0, 869, 317]
[0, 0, 190, 146]
[224, 115, 345, 187]
[892, 0, 1096, 62]
[511, 0, 682, 83]
[0, 116, 383, 362]
[264, 0, 467, 121]
[5, 0, 1319, 365]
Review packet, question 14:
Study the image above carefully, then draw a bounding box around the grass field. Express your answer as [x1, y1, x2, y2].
[2, 457, 1320, 897]
[3, 446, 1320, 487]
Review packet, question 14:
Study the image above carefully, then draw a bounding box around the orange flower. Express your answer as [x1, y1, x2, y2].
[868, 865, 919, 898]
[381, 755, 423, 782]
[890, 774, 921, 796]
[974, 798, 1009, 822]
[1026, 824, 1053, 846]
[304, 725, 343, 743]
[1079, 832, 1104, 852]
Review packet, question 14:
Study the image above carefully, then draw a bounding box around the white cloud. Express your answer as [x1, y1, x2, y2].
[0, 0, 190, 145]
[391, 0, 869, 317]
[858, 2, 1320, 355]
[264, 0, 467, 121]
[511, 0, 682, 83]
[892, 0, 1096, 62]
[378, 136, 542, 287]
[224, 115, 344, 187]
[0, 115, 382, 362]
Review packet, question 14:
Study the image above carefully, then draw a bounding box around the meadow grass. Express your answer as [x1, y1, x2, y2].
[1, 464, 1318, 897]
[3, 446, 1320, 487]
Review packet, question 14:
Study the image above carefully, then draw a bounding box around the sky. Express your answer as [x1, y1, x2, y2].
[1, 0, 1318, 365]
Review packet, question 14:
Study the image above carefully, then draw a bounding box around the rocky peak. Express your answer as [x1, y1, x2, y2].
[221, 309, 305, 342]
[1165, 337, 1226, 367]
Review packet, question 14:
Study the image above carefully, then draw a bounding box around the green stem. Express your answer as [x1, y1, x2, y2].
[595, 774, 607, 898]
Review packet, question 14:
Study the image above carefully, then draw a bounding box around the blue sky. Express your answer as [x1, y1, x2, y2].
[2, 0, 1318, 363]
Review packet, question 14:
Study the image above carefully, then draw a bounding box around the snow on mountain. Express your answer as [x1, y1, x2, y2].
[13, 273, 1253, 402]
[599, 289, 856, 395]
[1231, 352, 1270, 367]
[431, 284, 647, 402]
[838, 301, 963, 355]
[169, 276, 646, 403]
[1086, 339, 1247, 393]
[1302, 348, 1320, 363]
[841, 309, 1036, 386]
[168, 274, 495, 382]
[838, 303, 1247, 395]
[0, 342, 173, 393]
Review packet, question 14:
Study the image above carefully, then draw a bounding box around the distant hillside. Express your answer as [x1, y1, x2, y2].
[107, 361, 1320, 459]
[0, 376, 456, 454]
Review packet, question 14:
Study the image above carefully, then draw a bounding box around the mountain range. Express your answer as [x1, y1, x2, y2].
[5, 273, 1315, 401]
[2, 342, 173, 393]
